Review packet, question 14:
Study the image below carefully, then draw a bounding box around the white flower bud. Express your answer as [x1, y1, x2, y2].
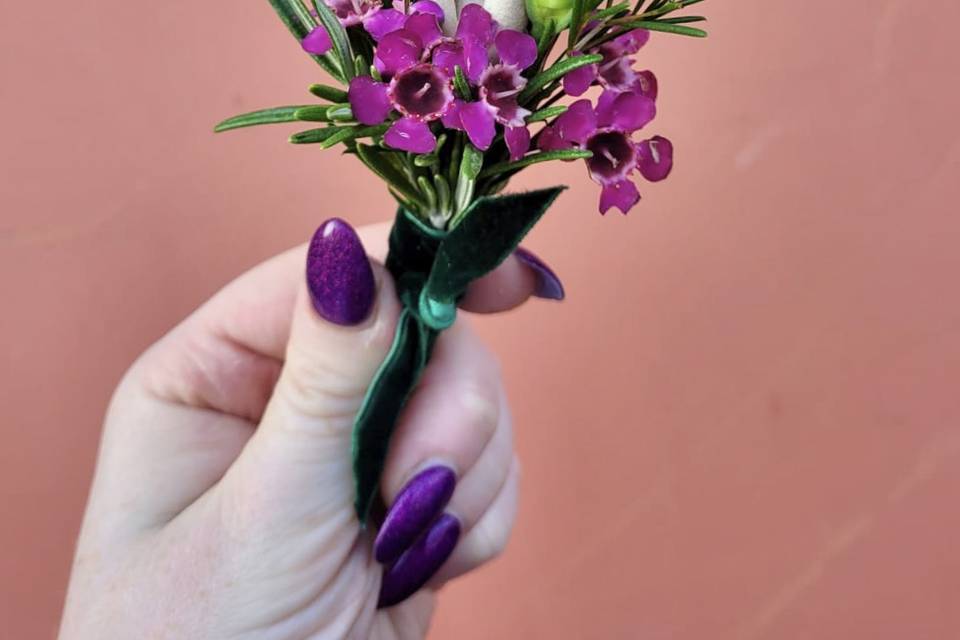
[439, 0, 529, 35]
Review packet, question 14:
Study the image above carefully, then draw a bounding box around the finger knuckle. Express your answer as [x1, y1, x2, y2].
[458, 381, 500, 444]
[470, 514, 513, 564]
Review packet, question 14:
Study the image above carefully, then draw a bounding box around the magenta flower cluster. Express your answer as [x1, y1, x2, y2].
[304, 1, 537, 158]
[541, 29, 673, 214]
[301, 2, 673, 215]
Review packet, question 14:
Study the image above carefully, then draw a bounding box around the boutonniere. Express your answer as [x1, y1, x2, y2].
[216, 0, 709, 523]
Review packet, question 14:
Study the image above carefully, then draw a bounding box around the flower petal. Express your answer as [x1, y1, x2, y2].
[634, 70, 658, 101]
[599, 179, 640, 215]
[561, 53, 597, 97]
[462, 35, 490, 84]
[412, 0, 445, 20]
[301, 26, 332, 55]
[612, 28, 650, 55]
[537, 125, 571, 151]
[505, 125, 531, 161]
[636, 135, 673, 182]
[596, 90, 656, 131]
[555, 98, 597, 145]
[495, 30, 538, 70]
[385, 117, 437, 153]
[459, 100, 496, 150]
[456, 3, 495, 46]
[404, 13, 443, 48]
[431, 41, 465, 78]
[375, 29, 424, 76]
[441, 98, 464, 129]
[348, 76, 392, 125]
[364, 8, 406, 41]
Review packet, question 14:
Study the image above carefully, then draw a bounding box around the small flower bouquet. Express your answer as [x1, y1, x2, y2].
[216, 0, 708, 523]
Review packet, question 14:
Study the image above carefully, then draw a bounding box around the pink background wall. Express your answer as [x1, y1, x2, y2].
[3, 0, 960, 637]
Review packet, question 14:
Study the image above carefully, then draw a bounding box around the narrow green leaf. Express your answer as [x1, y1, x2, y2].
[309, 83, 349, 102]
[519, 53, 602, 103]
[266, 0, 344, 81]
[478, 149, 592, 178]
[266, 0, 309, 39]
[460, 144, 484, 180]
[327, 105, 355, 121]
[312, 0, 356, 80]
[613, 19, 706, 36]
[590, 2, 631, 21]
[214, 105, 315, 132]
[636, 0, 681, 19]
[453, 66, 472, 100]
[289, 126, 346, 144]
[293, 105, 332, 122]
[659, 15, 706, 23]
[319, 123, 389, 148]
[417, 176, 438, 212]
[568, 0, 588, 50]
[451, 144, 483, 225]
[355, 143, 423, 204]
[283, 0, 315, 31]
[526, 104, 568, 123]
[433, 174, 452, 215]
[533, 19, 559, 72]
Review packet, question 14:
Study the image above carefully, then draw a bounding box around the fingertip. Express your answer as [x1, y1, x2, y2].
[458, 249, 565, 314]
[514, 247, 565, 301]
[458, 253, 537, 314]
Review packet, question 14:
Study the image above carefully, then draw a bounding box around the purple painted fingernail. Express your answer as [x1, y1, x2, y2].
[377, 513, 461, 609]
[374, 466, 456, 565]
[515, 247, 565, 301]
[306, 218, 375, 326]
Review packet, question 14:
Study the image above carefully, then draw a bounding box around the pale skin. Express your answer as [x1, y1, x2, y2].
[60, 222, 541, 639]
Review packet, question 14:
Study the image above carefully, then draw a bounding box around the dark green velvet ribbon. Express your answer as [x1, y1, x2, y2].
[352, 186, 566, 524]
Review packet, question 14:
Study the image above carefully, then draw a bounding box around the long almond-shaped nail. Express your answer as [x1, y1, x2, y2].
[306, 218, 375, 325]
[515, 247, 565, 300]
[377, 513, 461, 609]
[374, 466, 456, 565]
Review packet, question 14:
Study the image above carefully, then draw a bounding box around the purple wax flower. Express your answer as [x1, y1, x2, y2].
[562, 29, 659, 99]
[538, 92, 672, 215]
[326, 0, 382, 26]
[431, 5, 536, 156]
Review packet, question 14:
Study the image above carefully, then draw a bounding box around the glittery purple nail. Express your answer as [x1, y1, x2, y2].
[374, 466, 457, 565]
[515, 248, 565, 301]
[306, 218, 375, 326]
[377, 513, 461, 609]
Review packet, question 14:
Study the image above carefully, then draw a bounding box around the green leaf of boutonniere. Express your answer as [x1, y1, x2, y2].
[214, 105, 316, 132]
[311, 0, 357, 80]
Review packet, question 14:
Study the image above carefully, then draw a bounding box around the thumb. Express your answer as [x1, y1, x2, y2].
[226, 218, 401, 537]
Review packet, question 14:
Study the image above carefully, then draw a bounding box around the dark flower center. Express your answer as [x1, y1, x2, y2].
[390, 64, 453, 120]
[586, 130, 636, 180]
[480, 64, 527, 125]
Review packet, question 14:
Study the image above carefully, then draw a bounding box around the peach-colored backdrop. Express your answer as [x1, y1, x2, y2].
[3, 0, 960, 638]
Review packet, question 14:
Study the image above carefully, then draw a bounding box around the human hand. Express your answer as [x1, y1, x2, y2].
[59, 219, 564, 639]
